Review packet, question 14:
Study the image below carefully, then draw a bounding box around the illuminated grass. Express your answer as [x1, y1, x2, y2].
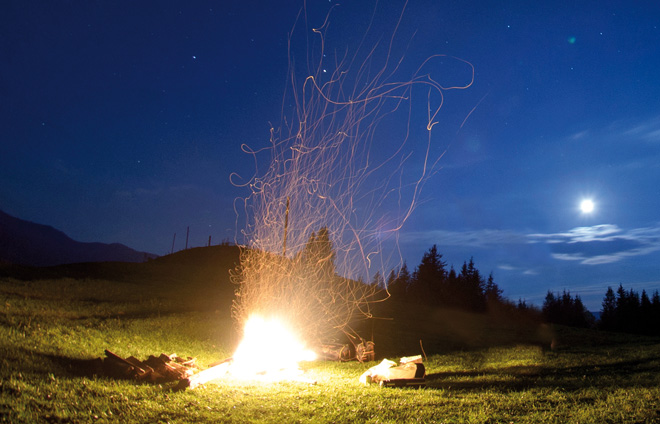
[2, 275, 659, 423]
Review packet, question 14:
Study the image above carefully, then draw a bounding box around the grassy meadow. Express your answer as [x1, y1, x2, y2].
[1, 246, 659, 423]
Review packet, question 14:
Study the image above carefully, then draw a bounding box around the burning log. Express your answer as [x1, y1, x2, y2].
[143, 354, 196, 382]
[97, 351, 238, 390]
[175, 357, 233, 390]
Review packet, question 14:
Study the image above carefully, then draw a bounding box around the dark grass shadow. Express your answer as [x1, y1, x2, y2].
[43, 353, 106, 378]
[3, 348, 182, 389]
[424, 354, 660, 391]
[0, 346, 105, 379]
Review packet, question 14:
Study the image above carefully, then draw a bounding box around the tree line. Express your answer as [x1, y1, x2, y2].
[300, 232, 660, 337]
[387, 245, 660, 336]
[540, 285, 660, 336]
[377, 245, 505, 312]
[599, 285, 660, 335]
[541, 290, 595, 328]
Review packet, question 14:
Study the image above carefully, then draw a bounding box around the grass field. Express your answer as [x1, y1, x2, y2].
[2, 247, 660, 423]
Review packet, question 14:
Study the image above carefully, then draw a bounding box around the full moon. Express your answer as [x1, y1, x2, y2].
[580, 199, 595, 213]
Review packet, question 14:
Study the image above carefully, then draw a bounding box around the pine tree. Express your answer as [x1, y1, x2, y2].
[652, 290, 660, 336]
[314, 227, 336, 277]
[543, 290, 591, 327]
[484, 272, 503, 304]
[387, 263, 410, 299]
[299, 227, 338, 294]
[640, 290, 653, 335]
[397, 262, 412, 289]
[370, 271, 384, 288]
[652, 290, 660, 308]
[600, 286, 616, 331]
[615, 284, 629, 332]
[599, 285, 660, 336]
[572, 295, 593, 328]
[386, 269, 397, 290]
[410, 245, 446, 306]
[542, 291, 559, 323]
[458, 257, 486, 311]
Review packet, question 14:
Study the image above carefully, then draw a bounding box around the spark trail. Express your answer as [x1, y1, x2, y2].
[231, 2, 473, 347]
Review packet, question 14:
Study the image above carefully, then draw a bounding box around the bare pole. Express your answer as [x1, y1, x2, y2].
[171, 233, 176, 254]
[185, 226, 190, 250]
[282, 196, 290, 256]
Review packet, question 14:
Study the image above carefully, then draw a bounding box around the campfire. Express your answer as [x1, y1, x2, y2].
[178, 315, 318, 388]
[91, 1, 461, 392]
[228, 315, 317, 380]
[94, 314, 429, 391]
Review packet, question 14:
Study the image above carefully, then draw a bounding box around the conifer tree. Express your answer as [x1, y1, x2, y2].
[600, 286, 616, 331]
[458, 257, 486, 311]
[410, 245, 446, 305]
[484, 272, 503, 303]
[542, 290, 592, 328]
[370, 271, 384, 288]
[386, 262, 410, 299]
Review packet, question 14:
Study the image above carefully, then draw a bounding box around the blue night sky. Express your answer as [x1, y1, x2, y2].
[2, 1, 660, 310]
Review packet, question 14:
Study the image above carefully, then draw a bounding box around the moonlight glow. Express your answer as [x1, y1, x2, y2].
[580, 199, 595, 214]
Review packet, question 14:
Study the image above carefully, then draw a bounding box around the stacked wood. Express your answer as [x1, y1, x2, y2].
[355, 341, 375, 363]
[102, 350, 199, 384]
[318, 344, 351, 361]
[359, 355, 426, 387]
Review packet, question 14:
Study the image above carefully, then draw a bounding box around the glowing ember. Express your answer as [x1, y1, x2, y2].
[230, 3, 473, 364]
[229, 315, 316, 380]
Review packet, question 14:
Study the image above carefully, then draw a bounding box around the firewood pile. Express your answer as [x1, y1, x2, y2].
[319, 344, 351, 361]
[318, 340, 375, 362]
[100, 350, 200, 384]
[356, 341, 375, 363]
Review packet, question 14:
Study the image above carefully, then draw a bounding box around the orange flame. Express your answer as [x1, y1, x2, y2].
[229, 315, 316, 381]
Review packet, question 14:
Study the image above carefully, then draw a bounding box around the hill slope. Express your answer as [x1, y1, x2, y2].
[0, 243, 555, 355]
[0, 209, 157, 266]
[0, 244, 241, 316]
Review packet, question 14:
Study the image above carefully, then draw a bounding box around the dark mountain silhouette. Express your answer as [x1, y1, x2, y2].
[0, 209, 157, 266]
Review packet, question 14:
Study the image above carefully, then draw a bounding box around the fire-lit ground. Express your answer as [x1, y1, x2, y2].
[230, 315, 316, 377]
[2, 258, 659, 422]
[184, 315, 318, 387]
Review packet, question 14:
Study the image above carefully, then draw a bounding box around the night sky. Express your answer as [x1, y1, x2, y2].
[2, 1, 660, 309]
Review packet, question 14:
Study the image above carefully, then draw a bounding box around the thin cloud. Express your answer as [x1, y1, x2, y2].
[567, 117, 660, 170]
[577, 115, 660, 144]
[528, 224, 621, 244]
[404, 223, 660, 267]
[497, 263, 538, 276]
[531, 224, 660, 265]
[622, 116, 660, 143]
[400, 228, 525, 248]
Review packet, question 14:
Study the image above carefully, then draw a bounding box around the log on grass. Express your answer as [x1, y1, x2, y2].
[102, 350, 199, 383]
[103, 350, 149, 380]
[175, 357, 233, 390]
